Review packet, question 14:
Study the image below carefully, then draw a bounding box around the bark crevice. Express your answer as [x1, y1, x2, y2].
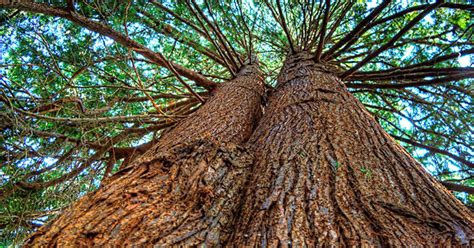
[25, 63, 264, 247]
[230, 52, 473, 247]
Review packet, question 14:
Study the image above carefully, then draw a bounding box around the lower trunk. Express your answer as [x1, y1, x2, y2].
[25, 64, 264, 247]
[231, 53, 473, 247]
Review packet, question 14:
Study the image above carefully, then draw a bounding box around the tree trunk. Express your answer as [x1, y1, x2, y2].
[24, 64, 264, 247]
[231, 52, 473, 247]
[24, 52, 473, 247]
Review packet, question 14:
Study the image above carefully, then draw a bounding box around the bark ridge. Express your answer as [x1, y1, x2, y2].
[231, 52, 474, 247]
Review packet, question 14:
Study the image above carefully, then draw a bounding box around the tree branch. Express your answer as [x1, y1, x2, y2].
[321, 0, 391, 61]
[150, 0, 210, 41]
[1, 2, 217, 90]
[391, 134, 474, 169]
[139, 9, 226, 66]
[340, 2, 443, 79]
[348, 67, 474, 81]
[345, 72, 474, 89]
[314, 0, 330, 61]
[368, 3, 474, 30]
[0, 9, 20, 26]
[441, 181, 474, 194]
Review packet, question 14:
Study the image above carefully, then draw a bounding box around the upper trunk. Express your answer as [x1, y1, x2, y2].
[231, 52, 473, 247]
[25, 64, 264, 247]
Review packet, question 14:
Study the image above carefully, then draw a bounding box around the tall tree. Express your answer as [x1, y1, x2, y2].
[0, 0, 473, 246]
[26, 63, 264, 246]
[233, 52, 472, 246]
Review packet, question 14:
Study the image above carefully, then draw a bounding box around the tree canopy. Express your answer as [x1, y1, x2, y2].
[0, 0, 472, 245]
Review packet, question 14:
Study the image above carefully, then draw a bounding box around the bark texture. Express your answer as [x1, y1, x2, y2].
[231, 52, 473, 247]
[24, 64, 264, 247]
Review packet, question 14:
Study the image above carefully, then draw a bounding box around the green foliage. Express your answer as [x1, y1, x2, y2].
[360, 167, 372, 179]
[0, 0, 472, 245]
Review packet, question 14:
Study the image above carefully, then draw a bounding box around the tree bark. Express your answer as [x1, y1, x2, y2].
[23, 52, 473, 247]
[24, 64, 264, 247]
[231, 52, 473, 247]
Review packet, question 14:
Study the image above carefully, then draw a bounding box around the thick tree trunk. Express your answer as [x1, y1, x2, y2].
[25, 64, 264, 247]
[231, 52, 473, 247]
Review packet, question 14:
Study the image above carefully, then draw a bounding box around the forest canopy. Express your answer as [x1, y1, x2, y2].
[0, 0, 473, 245]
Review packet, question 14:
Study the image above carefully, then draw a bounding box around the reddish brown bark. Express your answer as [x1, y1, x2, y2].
[24, 64, 264, 247]
[231, 52, 473, 247]
[23, 53, 473, 247]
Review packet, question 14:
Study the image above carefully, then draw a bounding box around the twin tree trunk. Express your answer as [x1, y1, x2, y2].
[26, 53, 472, 247]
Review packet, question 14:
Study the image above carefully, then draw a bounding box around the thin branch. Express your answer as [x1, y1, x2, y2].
[189, 0, 240, 71]
[306, 0, 324, 50]
[348, 67, 474, 81]
[0, 9, 20, 25]
[391, 134, 474, 169]
[2, 2, 217, 90]
[323, 2, 355, 50]
[184, 0, 238, 75]
[368, 3, 474, 30]
[15, 108, 185, 123]
[346, 72, 474, 89]
[321, 0, 391, 61]
[262, 0, 294, 53]
[314, 0, 330, 61]
[203, 0, 243, 66]
[1, 134, 119, 201]
[156, 51, 205, 103]
[276, 0, 295, 52]
[395, 48, 474, 71]
[150, 0, 210, 40]
[139, 9, 225, 66]
[340, 2, 443, 79]
[441, 181, 474, 194]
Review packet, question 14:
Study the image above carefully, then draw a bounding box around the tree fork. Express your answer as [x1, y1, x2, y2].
[24, 64, 264, 247]
[231, 52, 473, 247]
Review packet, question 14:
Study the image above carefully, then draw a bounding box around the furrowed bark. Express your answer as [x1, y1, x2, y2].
[24, 64, 264, 247]
[231, 52, 473, 247]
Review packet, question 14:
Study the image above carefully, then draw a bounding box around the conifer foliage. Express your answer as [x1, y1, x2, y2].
[0, 0, 473, 245]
